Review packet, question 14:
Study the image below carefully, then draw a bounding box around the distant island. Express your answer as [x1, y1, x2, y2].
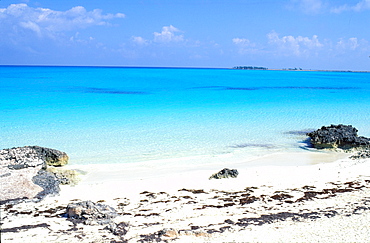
[233, 66, 268, 70]
[233, 66, 303, 71]
[232, 66, 369, 73]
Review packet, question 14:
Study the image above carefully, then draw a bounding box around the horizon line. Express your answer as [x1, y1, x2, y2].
[0, 64, 369, 73]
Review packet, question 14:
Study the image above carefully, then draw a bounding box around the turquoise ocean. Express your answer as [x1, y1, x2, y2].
[1, 66, 369, 165]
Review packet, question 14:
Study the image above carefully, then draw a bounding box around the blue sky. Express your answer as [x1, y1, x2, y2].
[1, 0, 369, 70]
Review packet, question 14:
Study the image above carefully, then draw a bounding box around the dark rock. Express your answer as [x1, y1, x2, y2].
[306, 124, 370, 149]
[27, 146, 69, 166]
[209, 168, 239, 180]
[66, 200, 118, 225]
[0, 146, 68, 205]
[32, 170, 60, 200]
[1, 146, 47, 170]
[1, 146, 68, 168]
[350, 149, 370, 159]
[106, 222, 130, 236]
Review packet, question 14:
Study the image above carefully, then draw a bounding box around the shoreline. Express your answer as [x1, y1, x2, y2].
[58, 150, 358, 201]
[2, 150, 370, 242]
[67, 149, 350, 178]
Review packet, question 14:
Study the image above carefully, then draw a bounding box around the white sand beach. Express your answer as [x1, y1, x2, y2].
[1, 150, 370, 242]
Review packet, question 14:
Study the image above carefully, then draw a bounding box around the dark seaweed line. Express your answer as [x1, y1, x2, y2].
[1, 223, 51, 233]
[137, 201, 370, 242]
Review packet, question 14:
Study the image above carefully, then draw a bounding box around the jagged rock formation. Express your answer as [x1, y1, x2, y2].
[0, 146, 70, 205]
[209, 168, 239, 180]
[306, 124, 370, 149]
[27, 146, 69, 166]
[66, 200, 118, 225]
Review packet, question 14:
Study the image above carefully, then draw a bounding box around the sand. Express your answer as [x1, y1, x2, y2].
[1, 150, 370, 242]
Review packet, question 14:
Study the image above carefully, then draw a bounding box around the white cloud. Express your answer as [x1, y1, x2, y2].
[331, 0, 370, 13]
[268, 31, 323, 56]
[336, 37, 369, 51]
[232, 38, 258, 54]
[0, 3, 125, 37]
[130, 25, 184, 46]
[131, 36, 149, 45]
[348, 38, 360, 50]
[19, 20, 42, 36]
[232, 38, 255, 46]
[353, 0, 370, 11]
[153, 25, 184, 43]
[130, 25, 184, 47]
[330, 5, 349, 14]
[289, 0, 370, 14]
[69, 31, 96, 44]
[289, 0, 324, 14]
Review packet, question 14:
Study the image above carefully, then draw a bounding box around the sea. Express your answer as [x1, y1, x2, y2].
[1, 66, 369, 165]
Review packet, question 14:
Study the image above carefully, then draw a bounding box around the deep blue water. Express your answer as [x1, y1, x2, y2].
[1, 66, 369, 164]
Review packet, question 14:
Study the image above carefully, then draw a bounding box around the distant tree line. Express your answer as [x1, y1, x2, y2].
[283, 67, 303, 71]
[233, 66, 267, 70]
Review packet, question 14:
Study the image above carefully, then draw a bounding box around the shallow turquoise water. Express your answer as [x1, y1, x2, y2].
[1, 66, 369, 164]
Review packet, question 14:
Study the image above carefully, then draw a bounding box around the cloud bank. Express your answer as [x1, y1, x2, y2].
[233, 31, 369, 59]
[288, 0, 324, 14]
[132, 25, 185, 45]
[331, 0, 370, 13]
[232, 38, 258, 54]
[289, 0, 370, 14]
[154, 25, 184, 43]
[0, 3, 125, 38]
[267, 31, 323, 56]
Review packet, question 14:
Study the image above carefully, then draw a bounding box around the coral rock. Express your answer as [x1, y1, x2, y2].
[209, 168, 239, 180]
[307, 124, 370, 149]
[66, 200, 118, 225]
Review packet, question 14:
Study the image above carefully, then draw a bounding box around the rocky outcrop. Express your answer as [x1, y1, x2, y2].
[66, 201, 118, 225]
[306, 124, 370, 149]
[1, 146, 47, 170]
[27, 146, 69, 166]
[0, 146, 69, 205]
[209, 168, 239, 180]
